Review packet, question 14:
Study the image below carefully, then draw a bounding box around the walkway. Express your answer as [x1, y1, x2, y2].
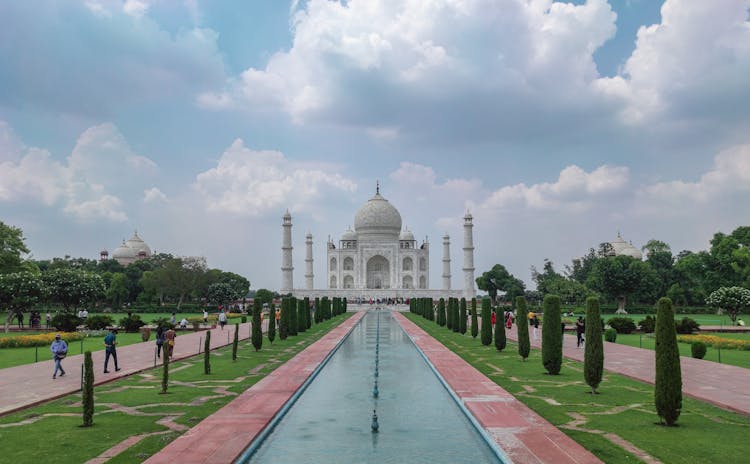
[144, 311, 365, 464]
[505, 324, 750, 415]
[0, 323, 254, 416]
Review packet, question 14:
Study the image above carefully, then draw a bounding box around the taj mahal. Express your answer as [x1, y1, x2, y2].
[281, 184, 476, 300]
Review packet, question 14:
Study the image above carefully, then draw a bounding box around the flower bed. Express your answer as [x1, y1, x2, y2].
[677, 334, 750, 351]
[0, 332, 86, 348]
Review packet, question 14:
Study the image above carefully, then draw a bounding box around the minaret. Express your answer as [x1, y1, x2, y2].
[442, 233, 451, 290]
[281, 210, 294, 293]
[305, 232, 314, 290]
[463, 211, 476, 299]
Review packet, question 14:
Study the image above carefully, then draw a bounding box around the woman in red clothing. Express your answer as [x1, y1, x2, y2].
[491, 310, 496, 326]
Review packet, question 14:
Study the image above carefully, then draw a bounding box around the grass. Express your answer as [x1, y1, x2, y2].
[0, 313, 352, 464]
[600, 313, 739, 327]
[405, 313, 750, 464]
[613, 333, 750, 369]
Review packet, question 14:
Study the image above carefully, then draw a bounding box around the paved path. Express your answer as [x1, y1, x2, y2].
[505, 324, 750, 415]
[144, 311, 366, 464]
[395, 313, 601, 464]
[0, 323, 255, 416]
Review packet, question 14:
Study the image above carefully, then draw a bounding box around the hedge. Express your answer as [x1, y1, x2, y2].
[0, 331, 85, 348]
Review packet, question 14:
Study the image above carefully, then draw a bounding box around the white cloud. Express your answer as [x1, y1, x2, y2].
[0, 121, 158, 222]
[143, 187, 168, 203]
[123, 0, 149, 18]
[193, 138, 357, 216]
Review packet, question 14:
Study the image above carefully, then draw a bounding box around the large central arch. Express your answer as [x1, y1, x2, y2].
[366, 255, 390, 289]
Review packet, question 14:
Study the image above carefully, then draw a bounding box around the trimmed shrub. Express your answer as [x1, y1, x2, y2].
[604, 328, 617, 342]
[267, 303, 276, 344]
[289, 297, 298, 336]
[51, 313, 81, 332]
[655, 297, 682, 426]
[0, 331, 84, 348]
[82, 351, 94, 427]
[204, 330, 211, 374]
[494, 313, 506, 351]
[638, 315, 656, 333]
[297, 299, 307, 333]
[232, 323, 239, 360]
[584, 297, 604, 394]
[451, 299, 460, 333]
[279, 298, 289, 341]
[151, 317, 173, 330]
[437, 298, 446, 327]
[161, 346, 169, 394]
[480, 298, 492, 346]
[446, 298, 454, 330]
[241, 316, 247, 323]
[541, 295, 562, 375]
[675, 317, 700, 334]
[607, 317, 637, 334]
[252, 299, 263, 351]
[85, 314, 113, 330]
[691, 341, 707, 359]
[459, 298, 467, 334]
[305, 297, 312, 329]
[118, 315, 145, 333]
[516, 296, 530, 361]
[470, 298, 478, 339]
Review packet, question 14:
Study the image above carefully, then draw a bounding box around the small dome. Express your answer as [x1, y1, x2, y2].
[400, 229, 415, 241]
[112, 240, 136, 259]
[354, 190, 402, 237]
[125, 231, 151, 257]
[341, 227, 357, 241]
[610, 234, 642, 260]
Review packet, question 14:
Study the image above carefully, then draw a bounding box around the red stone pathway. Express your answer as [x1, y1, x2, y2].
[505, 324, 750, 415]
[143, 311, 366, 464]
[0, 322, 255, 416]
[394, 312, 602, 464]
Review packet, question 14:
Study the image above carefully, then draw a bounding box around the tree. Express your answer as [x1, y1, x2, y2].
[204, 330, 211, 374]
[289, 297, 298, 336]
[279, 298, 289, 340]
[267, 302, 276, 344]
[305, 297, 312, 329]
[480, 298, 492, 346]
[437, 298, 446, 327]
[706, 287, 750, 323]
[82, 351, 94, 427]
[0, 271, 43, 332]
[207, 282, 237, 309]
[542, 295, 562, 375]
[297, 298, 307, 333]
[459, 298, 467, 334]
[451, 298, 460, 332]
[161, 346, 170, 394]
[655, 297, 682, 426]
[566, 248, 598, 284]
[140, 257, 207, 309]
[254, 288, 275, 307]
[252, 299, 263, 351]
[643, 240, 675, 300]
[584, 297, 603, 394]
[515, 296, 530, 361]
[43, 268, 105, 312]
[0, 221, 29, 274]
[476, 264, 526, 305]
[106, 272, 129, 308]
[446, 298, 453, 330]
[494, 312, 506, 351]
[470, 298, 478, 338]
[232, 323, 239, 360]
[586, 255, 657, 313]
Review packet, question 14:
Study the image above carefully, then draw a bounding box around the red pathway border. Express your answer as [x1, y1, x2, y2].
[143, 311, 365, 464]
[394, 312, 602, 464]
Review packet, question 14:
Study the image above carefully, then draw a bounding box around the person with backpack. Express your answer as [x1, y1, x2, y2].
[576, 316, 585, 348]
[50, 334, 68, 379]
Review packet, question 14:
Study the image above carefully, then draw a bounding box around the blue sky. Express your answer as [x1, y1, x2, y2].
[1, 0, 749, 291]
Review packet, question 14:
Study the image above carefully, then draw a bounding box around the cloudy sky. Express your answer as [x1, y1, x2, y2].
[1, 0, 749, 291]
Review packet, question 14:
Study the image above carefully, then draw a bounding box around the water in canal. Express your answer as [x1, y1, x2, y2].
[244, 310, 503, 463]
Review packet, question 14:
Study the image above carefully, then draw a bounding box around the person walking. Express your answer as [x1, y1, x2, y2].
[170, 312, 177, 326]
[576, 316, 585, 348]
[203, 309, 209, 324]
[45, 312, 51, 329]
[50, 334, 68, 379]
[103, 328, 121, 373]
[491, 310, 496, 327]
[16, 311, 24, 329]
[532, 315, 539, 340]
[155, 326, 165, 358]
[505, 310, 513, 329]
[165, 326, 176, 359]
[218, 309, 227, 330]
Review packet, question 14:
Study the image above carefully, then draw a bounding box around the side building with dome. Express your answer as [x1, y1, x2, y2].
[281, 184, 477, 300]
[101, 231, 152, 266]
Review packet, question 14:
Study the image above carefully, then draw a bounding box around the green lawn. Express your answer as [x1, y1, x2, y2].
[0, 313, 352, 464]
[600, 313, 739, 327]
[613, 333, 750, 369]
[405, 313, 750, 464]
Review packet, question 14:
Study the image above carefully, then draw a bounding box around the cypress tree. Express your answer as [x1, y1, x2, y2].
[232, 322, 239, 360]
[161, 345, 169, 394]
[446, 298, 453, 330]
[480, 298, 492, 346]
[471, 298, 478, 338]
[343, 297, 347, 314]
[451, 298, 460, 333]
[655, 297, 682, 426]
[314, 297, 321, 323]
[82, 351, 94, 427]
[459, 298, 467, 334]
[289, 297, 298, 336]
[437, 298, 446, 326]
[542, 295, 563, 375]
[267, 303, 276, 344]
[252, 299, 263, 351]
[304, 297, 312, 328]
[297, 298, 306, 333]
[584, 297, 603, 393]
[494, 311, 506, 351]
[204, 329, 211, 374]
[279, 298, 289, 340]
[515, 296, 530, 361]
[321, 296, 329, 321]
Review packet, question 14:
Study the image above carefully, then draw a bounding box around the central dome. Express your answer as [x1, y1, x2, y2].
[354, 191, 402, 237]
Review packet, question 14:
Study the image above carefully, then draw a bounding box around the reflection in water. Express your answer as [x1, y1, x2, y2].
[246, 311, 502, 464]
